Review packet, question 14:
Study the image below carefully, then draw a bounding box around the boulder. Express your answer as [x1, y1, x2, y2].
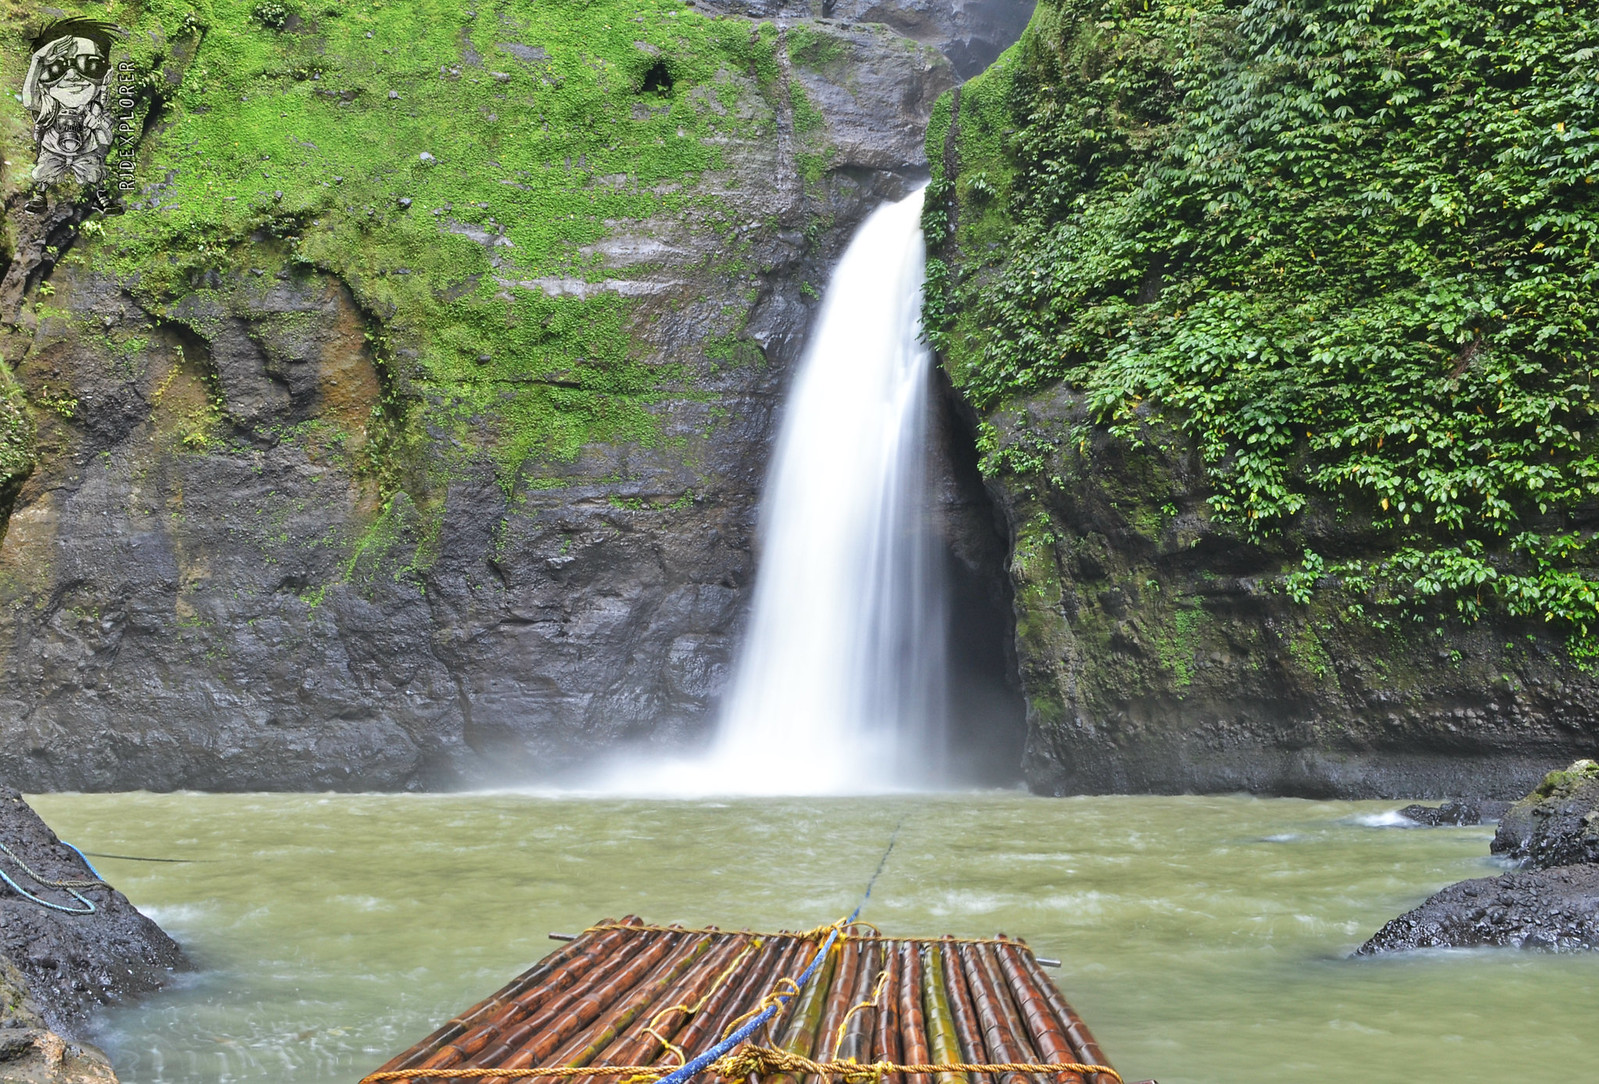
[0, 786, 188, 1033]
[1397, 799, 1483, 827]
[1490, 759, 1599, 868]
[1356, 864, 1599, 954]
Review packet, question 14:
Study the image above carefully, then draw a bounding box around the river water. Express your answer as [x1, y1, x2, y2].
[28, 792, 1598, 1084]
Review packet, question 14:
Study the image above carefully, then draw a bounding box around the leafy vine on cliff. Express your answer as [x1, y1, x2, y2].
[927, 0, 1599, 643]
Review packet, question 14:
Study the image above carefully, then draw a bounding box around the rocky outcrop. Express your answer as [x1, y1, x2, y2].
[690, 1, 1037, 78]
[1359, 761, 1599, 954]
[1356, 864, 1599, 954]
[1491, 760, 1599, 868]
[0, 786, 186, 1081]
[923, 0, 1599, 799]
[0, 787, 188, 1029]
[0, 3, 1028, 790]
[953, 394, 1599, 799]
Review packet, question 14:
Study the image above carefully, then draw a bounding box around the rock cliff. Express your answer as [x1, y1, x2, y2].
[0, 1, 1034, 790]
[924, 0, 1599, 797]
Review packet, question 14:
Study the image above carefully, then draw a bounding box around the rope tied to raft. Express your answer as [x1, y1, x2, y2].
[356, 1044, 1124, 1084]
[0, 840, 100, 915]
[583, 924, 1048, 956]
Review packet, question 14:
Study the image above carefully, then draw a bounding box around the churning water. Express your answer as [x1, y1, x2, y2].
[30, 791, 1599, 1084]
[596, 190, 945, 795]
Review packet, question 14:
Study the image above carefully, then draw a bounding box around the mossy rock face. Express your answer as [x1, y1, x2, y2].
[0, 2, 966, 789]
[1493, 759, 1599, 867]
[926, 0, 1599, 797]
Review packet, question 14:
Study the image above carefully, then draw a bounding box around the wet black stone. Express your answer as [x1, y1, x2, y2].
[1397, 799, 1483, 826]
[0, 785, 189, 1034]
[1356, 864, 1599, 954]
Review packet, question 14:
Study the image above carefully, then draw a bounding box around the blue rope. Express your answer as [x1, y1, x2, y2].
[652, 821, 903, 1084]
[61, 840, 103, 880]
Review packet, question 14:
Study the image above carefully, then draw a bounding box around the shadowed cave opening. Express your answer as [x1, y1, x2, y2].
[931, 368, 1030, 787]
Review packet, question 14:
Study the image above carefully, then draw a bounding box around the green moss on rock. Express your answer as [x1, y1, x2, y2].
[926, 0, 1599, 645]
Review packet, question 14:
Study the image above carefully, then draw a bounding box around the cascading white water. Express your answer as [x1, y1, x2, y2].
[591, 188, 946, 796]
[708, 187, 946, 793]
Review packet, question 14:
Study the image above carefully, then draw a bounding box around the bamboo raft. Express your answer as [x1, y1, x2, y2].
[363, 917, 1131, 1084]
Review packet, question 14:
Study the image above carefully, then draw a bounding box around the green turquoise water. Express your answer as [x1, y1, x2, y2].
[26, 792, 1599, 1084]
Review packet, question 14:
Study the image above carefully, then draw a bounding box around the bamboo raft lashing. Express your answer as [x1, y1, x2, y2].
[363, 918, 1135, 1084]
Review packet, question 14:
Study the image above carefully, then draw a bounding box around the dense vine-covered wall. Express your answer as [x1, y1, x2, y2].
[927, 0, 1599, 796]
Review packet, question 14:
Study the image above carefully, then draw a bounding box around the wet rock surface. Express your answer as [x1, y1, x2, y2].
[1397, 799, 1503, 827]
[691, 1, 1037, 78]
[1490, 760, 1599, 868]
[1356, 864, 1599, 954]
[1359, 760, 1599, 954]
[0, 786, 188, 1031]
[1, 956, 118, 1084]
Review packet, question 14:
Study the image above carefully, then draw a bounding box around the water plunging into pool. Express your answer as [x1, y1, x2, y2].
[599, 188, 945, 795]
[713, 187, 945, 793]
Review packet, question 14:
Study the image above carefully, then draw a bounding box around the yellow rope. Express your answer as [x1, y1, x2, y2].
[359, 1044, 1123, 1084]
[582, 925, 1040, 954]
[639, 938, 765, 1067]
[829, 967, 891, 1060]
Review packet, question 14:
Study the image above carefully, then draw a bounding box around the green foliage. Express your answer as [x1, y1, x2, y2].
[11, 0, 798, 486]
[929, 0, 1599, 643]
[0, 360, 36, 490]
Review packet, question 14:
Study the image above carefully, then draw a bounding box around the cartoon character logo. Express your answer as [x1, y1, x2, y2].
[22, 19, 121, 185]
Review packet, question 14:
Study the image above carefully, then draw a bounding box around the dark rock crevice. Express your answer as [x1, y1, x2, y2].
[929, 366, 1027, 785]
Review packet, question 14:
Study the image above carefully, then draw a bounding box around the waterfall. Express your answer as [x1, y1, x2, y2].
[590, 188, 946, 796]
[709, 188, 946, 793]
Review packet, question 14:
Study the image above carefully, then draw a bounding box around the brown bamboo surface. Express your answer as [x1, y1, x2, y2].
[365, 919, 1121, 1084]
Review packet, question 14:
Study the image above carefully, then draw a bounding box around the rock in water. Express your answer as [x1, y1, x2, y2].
[0, 786, 188, 1035]
[1357, 759, 1599, 955]
[1490, 760, 1599, 868]
[1356, 865, 1599, 954]
[1396, 799, 1483, 827]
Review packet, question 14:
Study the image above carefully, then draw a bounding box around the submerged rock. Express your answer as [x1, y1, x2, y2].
[1356, 864, 1599, 954]
[0, 786, 188, 1033]
[1490, 760, 1599, 868]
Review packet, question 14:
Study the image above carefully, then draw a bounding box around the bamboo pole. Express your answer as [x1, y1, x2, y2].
[989, 941, 1085, 1084]
[1013, 948, 1112, 1084]
[763, 933, 840, 1084]
[803, 937, 863, 1084]
[478, 929, 690, 1070]
[938, 939, 993, 1084]
[895, 942, 931, 1084]
[959, 944, 1035, 1084]
[868, 939, 902, 1081]
[919, 944, 967, 1084]
[833, 942, 882, 1064]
